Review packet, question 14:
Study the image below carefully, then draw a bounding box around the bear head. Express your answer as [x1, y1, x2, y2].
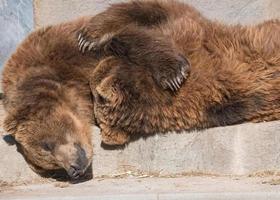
[3, 100, 93, 180]
[90, 56, 174, 135]
[2, 21, 95, 180]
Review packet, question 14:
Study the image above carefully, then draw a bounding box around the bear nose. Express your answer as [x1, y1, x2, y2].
[67, 144, 89, 179]
[68, 165, 85, 179]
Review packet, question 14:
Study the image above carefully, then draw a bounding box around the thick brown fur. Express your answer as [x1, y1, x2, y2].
[2, 0, 280, 175]
[84, 0, 280, 145]
[1, 0, 193, 176]
[2, 18, 97, 178]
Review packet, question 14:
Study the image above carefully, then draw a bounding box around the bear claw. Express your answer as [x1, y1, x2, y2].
[77, 33, 93, 53]
[78, 33, 83, 42]
[77, 32, 104, 53]
[162, 60, 189, 91]
[168, 78, 181, 91]
[77, 31, 190, 92]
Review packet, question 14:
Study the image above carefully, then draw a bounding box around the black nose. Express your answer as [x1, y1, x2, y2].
[68, 165, 85, 179]
[67, 144, 89, 179]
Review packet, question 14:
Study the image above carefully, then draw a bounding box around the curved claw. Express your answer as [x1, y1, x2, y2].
[79, 40, 86, 51]
[77, 31, 99, 53]
[88, 42, 96, 51]
[167, 82, 175, 91]
[171, 80, 178, 91]
[177, 77, 181, 84]
[82, 41, 90, 53]
[181, 69, 186, 78]
[78, 38, 84, 47]
[165, 73, 186, 92]
[174, 78, 180, 89]
[78, 33, 82, 42]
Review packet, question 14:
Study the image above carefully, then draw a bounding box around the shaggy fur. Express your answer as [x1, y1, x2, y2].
[81, 0, 280, 144]
[2, 18, 97, 178]
[2, 0, 280, 176]
[1, 0, 190, 177]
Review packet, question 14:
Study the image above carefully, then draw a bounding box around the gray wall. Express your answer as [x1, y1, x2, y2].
[185, 0, 280, 25]
[34, 0, 280, 27]
[0, 0, 34, 70]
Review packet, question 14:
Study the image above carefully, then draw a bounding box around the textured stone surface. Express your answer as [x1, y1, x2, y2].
[91, 121, 280, 177]
[2, 177, 280, 200]
[184, 0, 280, 24]
[0, 0, 33, 69]
[33, 0, 125, 27]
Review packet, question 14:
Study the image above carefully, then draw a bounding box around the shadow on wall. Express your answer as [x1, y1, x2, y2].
[0, 0, 34, 69]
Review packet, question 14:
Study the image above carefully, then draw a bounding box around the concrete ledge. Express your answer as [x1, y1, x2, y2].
[2, 177, 280, 200]
[91, 121, 280, 177]
[1, 98, 280, 184]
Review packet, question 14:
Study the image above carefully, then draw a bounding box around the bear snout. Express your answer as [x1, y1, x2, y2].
[67, 144, 89, 179]
[68, 164, 85, 179]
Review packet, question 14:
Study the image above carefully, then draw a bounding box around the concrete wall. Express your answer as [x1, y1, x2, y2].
[0, 0, 33, 70]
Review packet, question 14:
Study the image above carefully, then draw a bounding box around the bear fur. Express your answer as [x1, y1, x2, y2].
[80, 0, 280, 145]
[2, 0, 190, 178]
[2, 0, 280, 177]
[2, 17, 97, 178]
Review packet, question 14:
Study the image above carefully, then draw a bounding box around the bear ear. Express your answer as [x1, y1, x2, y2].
[3, 115, 19, 136]
[94, 75, 124, 107]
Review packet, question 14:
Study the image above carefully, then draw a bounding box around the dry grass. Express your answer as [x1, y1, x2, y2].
[262, 179, 280, 185]
[94, 168, 220, 179]
[248, 171, 280, 186]
[0, 178, 51, 190]
[54, 182, 70, 188]
[249, 171, 280, 178]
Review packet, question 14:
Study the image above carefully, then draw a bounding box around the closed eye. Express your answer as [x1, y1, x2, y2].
[93, 89, 110, 105]
[42, 142, 55, 152]
[96, 93, 109, 104]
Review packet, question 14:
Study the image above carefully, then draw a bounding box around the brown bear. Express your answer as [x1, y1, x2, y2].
[2, 0, 190, 179]
[78, 0, 280, 145]
[2, 0, 280, 179]
[2, 18, 96, 179]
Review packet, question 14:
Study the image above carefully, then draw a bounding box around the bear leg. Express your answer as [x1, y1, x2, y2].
[100, 124, 130, 146]
[76, 1, 190, 91]
[79, 26, 190, 91]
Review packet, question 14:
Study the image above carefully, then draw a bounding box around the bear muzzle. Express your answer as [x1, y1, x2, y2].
[54, 142, 92, 180]
[66, 144, 90, 179]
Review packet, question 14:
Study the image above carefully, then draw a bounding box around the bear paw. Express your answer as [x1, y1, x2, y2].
[77, 29, 190, 92]
[156, 54, 190, 91]
[77, 30, 115, 54]
[100, 125, 130, 146]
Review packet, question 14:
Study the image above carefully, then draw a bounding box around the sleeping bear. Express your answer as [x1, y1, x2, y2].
[79, 0, 280, 144]
[2, 0, 280, 179]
